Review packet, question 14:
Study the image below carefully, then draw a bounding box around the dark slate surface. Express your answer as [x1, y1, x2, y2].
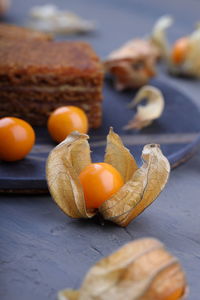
[1, 0, 200, 299]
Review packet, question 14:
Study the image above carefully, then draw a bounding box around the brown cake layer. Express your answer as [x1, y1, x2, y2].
[0, 23, 52, 41]
[0, 97, 102, 128]
[0, 86, 102, 102]
[0, 28, 104, 127]
[0, 39, 103, 84]
[0, 74, 102, 87]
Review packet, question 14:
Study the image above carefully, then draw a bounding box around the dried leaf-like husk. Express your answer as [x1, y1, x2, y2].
[124, 85, 165, 130]
[58, 289, 80, 300]
[105, 39, 159, 61]
[150, 15, 173, 59]
[46, 131, 95, 218]
[104, 128, 138, 183]
[99, 144, 170, 227]
[59, 238, 187, 300]
[104, 39, 159, 90]
[29, 4, 95, 34]
[169, 27, 200, 77]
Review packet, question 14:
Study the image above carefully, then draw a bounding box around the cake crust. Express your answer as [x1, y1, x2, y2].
[0, 23, 52, 41]
[0, 39, 103, 80]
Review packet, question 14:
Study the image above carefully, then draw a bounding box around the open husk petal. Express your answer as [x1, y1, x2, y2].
[104, 128, 138, 183]
[99, 144, 170, 227]
[58, 238, 187, 300]
[150, 15, 173, 59]
[58, 289, 80, 300]
[124, 85, 165, 130]
[105, 39, 159, 61]
[46, 131, 95, 218]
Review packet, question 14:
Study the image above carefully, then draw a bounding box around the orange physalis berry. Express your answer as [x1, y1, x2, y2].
[79, 163, 124, 209]
[48, 106, 88, 143]
[171, 37, 189, 64]
[0, 117, 35, 161]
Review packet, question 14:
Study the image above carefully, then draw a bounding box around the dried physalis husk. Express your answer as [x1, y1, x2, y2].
[100, 142, 169, 227]
[169, 26, 200, 77]
[58, 290, 80, 300]
[46, 128, 170, 227]
[150, 16, 200, 77]
[104, 128, 138, 182]
[46, 131, 95, 219]
[28, 4, 95, 34]
[124, 85, 164, 130]
[149, 15, 173, 59]
[104, 39, 159, 90]
[58, 238, 188, 300]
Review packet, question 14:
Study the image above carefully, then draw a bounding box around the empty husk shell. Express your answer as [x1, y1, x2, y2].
[124, 85, 165, 130]
[104, 39, 159, 90]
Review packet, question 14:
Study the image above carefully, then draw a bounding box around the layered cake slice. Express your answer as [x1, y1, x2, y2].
[0, 37, 103, 127]
[0, 23, 52, 41]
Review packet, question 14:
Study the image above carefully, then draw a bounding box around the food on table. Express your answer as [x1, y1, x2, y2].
[171, 37, 189, 65]
[58, 238, 188, 300]
[0, 23, 52, 41]
[169, 26, 200, 77]
[104, 39, 159, 90]
[0, 28, 104, 127]
[28, 4, 95, 35]
[0, 117, 35, 161]
[124, 85, 165, 130]
[46, 128, 170, 227]
[150, 16, 200, 77]
[79, 163, 124, 209]
[0, 0, 10, 15]
[103, 16, 174, 91]
[48, 106, 89, 143]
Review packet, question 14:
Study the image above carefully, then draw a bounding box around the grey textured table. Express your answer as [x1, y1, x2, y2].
[0, 1, 200, 299]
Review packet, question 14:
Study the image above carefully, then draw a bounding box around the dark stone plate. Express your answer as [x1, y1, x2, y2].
[1, 79, 200, 193]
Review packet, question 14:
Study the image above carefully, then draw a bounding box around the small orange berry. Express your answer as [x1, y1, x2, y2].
[48, 106, 88, 143]
[171, 37, 189, 64]
[164, 287, 184, 300]
[79, 163, 124, 209]
[0, 117, 35, 161]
